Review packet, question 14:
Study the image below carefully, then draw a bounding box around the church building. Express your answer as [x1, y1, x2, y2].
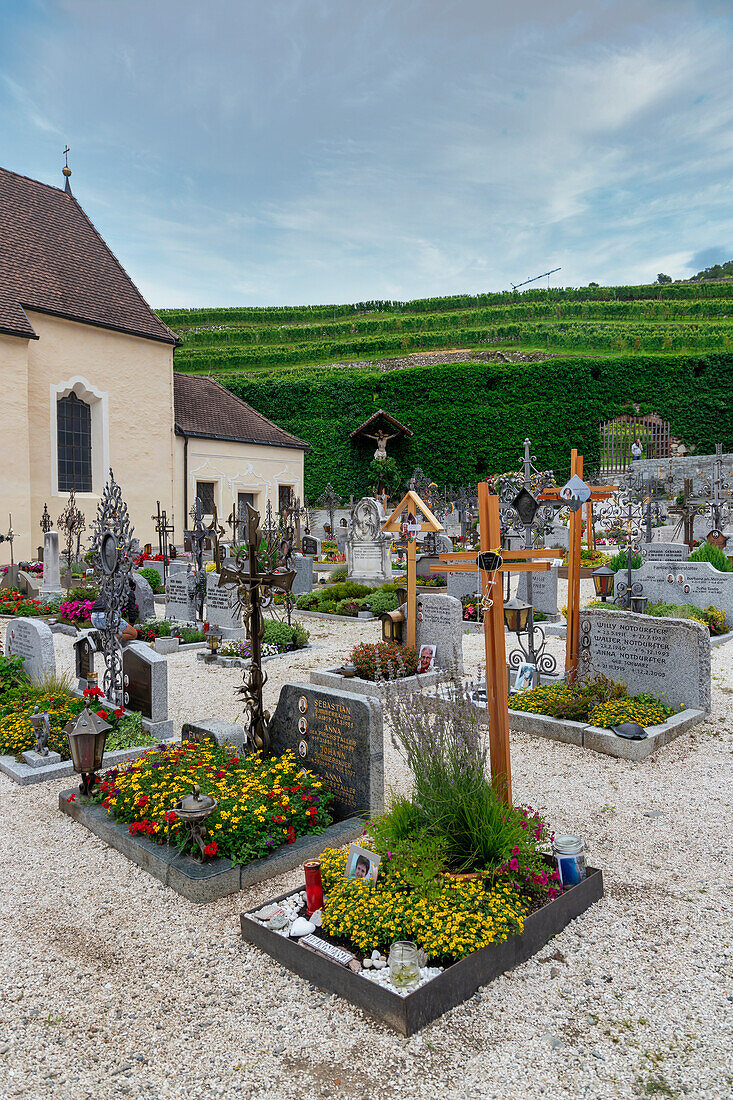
[0, 165, 307, 560]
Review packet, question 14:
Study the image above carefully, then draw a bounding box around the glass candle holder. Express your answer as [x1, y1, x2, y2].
[388, 941, 420, 990]
[304, 860, 324, 916]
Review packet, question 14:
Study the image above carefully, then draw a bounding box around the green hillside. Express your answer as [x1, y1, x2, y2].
[158, 282, 733, 498]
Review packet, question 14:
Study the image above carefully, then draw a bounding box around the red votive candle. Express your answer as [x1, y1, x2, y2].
[304, 859, 324, 916]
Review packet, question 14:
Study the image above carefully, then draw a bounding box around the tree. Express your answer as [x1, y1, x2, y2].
[656, 273, 673, 284]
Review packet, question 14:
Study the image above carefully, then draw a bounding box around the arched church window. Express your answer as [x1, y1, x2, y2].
[57, 391, 92, 492]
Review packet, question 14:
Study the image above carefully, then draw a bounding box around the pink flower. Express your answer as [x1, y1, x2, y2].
[509, 857, 519, 871]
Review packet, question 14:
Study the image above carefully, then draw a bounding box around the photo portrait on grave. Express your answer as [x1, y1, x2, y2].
[418, 644, 436, 673]
[298, 739, 307, 757]
[298, 717, 307, 735]
[514, 663, 536, 691]
[345, 843, 381, 884]
[417, 600, 423, 622]
[298, 696, 308, 714]
[561, 487, 573, 502]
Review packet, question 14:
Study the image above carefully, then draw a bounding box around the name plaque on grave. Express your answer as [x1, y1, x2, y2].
[301, 535, 319, 557]
[269, 683, 384, 819]
[640, 542, 689, 563]
[123, 648, 153, 718]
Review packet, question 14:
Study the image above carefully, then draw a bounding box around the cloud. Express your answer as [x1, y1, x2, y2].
[2, 0, 733, 302]
[688, 246, 732, 271]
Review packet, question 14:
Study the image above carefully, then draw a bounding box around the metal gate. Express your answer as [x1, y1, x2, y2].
[599, 414, 671, 476]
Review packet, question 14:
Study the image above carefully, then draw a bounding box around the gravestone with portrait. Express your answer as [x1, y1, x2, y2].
[122, 642, 173, 738]
[414, 593, 464, 674]
[346, 497, 392, 585]
[578, 608, 710, 713]
[165, 569, 197, 621]
[301, 534, 321, 558]
[4, 618, 56, 683]
[205, 572, 243, 634]
[614, 560, 733, 625]
[269, 683, 384, 820]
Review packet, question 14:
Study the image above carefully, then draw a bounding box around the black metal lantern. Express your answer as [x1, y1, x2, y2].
[380, 610, 404, 644]
[503, 596, 531, 635]
[592, 564, 616, 602]
[64, 705, 111, 796]
[630, 594, 649, 614]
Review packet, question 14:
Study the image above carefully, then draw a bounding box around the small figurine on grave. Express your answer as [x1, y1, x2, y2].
[30, 705, 51, 757]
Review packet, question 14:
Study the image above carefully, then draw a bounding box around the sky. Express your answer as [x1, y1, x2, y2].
[1, 0, 733, 308]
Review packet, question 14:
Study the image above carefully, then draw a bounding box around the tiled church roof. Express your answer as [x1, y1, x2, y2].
[174, 373, 308, 449]
[0, 166, 177, 344]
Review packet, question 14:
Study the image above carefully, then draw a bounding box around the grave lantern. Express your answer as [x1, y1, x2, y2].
[64, 705, 111, 796]
[503, 597, 531, 635]
[380, 609, 404, 644]
[592, 564, 616, 602]
[630, 594, 649, 614]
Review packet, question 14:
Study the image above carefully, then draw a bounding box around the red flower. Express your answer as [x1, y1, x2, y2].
[83, 686, 104, 699]
[286, 826, 296, 844]
[96, 709, 109, 720]
[137, 795, 149, 807]
[66, 794, 76, 803]
[114, 707, 125, 718]
[203, 622, 210, 632]
[164, 810, 177, 824]
[203, 842, 218, 858]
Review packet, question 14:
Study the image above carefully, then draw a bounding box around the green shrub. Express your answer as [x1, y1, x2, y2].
[688, 541, 732, 571]
[0, 654, 29, 697]
[105, 712, 155, 751]
[261, 620, 310, 648]
[607, 550, 642, 572]
[334, 599, 362, 617]
[137, 567, 164, 592]
[363, 590, 399, 614]
[295, 592, 321, 610]
[328, 565, 348, 582]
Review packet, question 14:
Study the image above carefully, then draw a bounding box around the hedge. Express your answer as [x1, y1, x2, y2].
[223, 352, 733, 499]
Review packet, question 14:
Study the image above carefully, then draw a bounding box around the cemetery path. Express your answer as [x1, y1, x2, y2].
[0, 613, 731, 1099]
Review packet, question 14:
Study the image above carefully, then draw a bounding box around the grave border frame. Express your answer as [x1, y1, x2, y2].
[240, 866, 603, 1036]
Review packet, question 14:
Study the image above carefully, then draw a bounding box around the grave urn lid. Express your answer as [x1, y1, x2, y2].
[174, 783, 218, 821]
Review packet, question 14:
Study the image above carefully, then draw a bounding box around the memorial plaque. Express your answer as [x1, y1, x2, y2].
[640, 542, 689, 563]
[205, 573, 241, 631]
[74, 634, 96, 685]
[415, 593, 463, 673]
[517, 560, 560, 617]
[578, 608, 710, 713]
[291, 553, 314, 596]
[269, 683, 384, 820]
[123, 642, 168, 723]
[4, 618, 56, 683]
[615, 561, 733, 624]
[301, 535, 320, 557]
[165, 572, 196, 621]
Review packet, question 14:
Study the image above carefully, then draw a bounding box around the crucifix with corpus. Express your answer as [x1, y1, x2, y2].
[219, 503, 296, 752]
[382, 489, 445, 648]
[433, 483, 563, 804]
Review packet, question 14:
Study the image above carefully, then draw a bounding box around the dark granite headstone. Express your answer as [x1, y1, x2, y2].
[74, 634, 97, 686]
[123, 647, 152, 717]
[301, 535, 320, 557]
[269, 683, 384, 821]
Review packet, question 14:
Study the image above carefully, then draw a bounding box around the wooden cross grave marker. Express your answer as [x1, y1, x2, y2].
[434, 482, 563, 804]
[382, 489, 444, 649]
[537, 449, 615, 679]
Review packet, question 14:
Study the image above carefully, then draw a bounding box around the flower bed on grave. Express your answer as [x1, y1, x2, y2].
[218, 621, 310, 660]
[137, 620, 208, 645]
[88, 741, 333, 864]
[0, 676, 151, 760]
[0, 588, 56, 617]
[508, 674, 676, 727]
[242, 685, 602, 1034]
[349, 642, 419, 681]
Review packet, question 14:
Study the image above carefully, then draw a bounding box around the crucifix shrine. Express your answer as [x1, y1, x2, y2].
[219, 503, 296, 752]
[382, 490, 444, 648]
[434, 483, 563, 803]
[537, 450, 615, 679]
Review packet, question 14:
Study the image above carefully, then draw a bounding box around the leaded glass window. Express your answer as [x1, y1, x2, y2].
[57, 392, 92, 493]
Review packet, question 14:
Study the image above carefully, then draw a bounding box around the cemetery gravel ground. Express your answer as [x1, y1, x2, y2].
[0, 588, 731, 1100]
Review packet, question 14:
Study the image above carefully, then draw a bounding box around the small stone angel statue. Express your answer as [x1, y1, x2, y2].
[30, 705, 51, 757]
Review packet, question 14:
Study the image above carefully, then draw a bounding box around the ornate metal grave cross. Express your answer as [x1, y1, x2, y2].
[151, 501, 175, 579]
[689, 444, 732, 541]
[184, 497, 218, 617]
[57, 489, 86, 586]
[597, 494, 644, 609]
[317, 483, 341, 536]
[219, 504, 296, 752]
[536, 450, 615, 678]
[434, 485, 563, 803]
[40, 503, 53, 535]
[89, 470, 137, 705]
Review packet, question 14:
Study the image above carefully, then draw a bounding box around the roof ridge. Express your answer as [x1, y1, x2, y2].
[0, 165, 68, 195]
[202, 374, 307, 441]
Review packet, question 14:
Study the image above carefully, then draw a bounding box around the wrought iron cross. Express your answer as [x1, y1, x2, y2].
[317, 483, 340, 535]
[40, 503, 53, 535]
[184, 497, 218, 616]
[151, 501, 175, 580]
[219, 503, 296, 752]
[57, 489, 86, 585]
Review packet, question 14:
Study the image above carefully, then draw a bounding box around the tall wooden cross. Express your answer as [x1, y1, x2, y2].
[382, 490, 444, 648]
[537, 450, 615, 678]
[434, 483, 563, 803]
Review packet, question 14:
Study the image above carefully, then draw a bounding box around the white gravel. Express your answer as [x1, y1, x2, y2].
[0, 601, 731, 1100]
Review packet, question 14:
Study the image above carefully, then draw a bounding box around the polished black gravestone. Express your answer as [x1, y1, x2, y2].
[269, 683, 384, 819]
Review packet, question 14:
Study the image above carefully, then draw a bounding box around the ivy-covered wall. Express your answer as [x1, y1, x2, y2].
[225, 352, 733, 499]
